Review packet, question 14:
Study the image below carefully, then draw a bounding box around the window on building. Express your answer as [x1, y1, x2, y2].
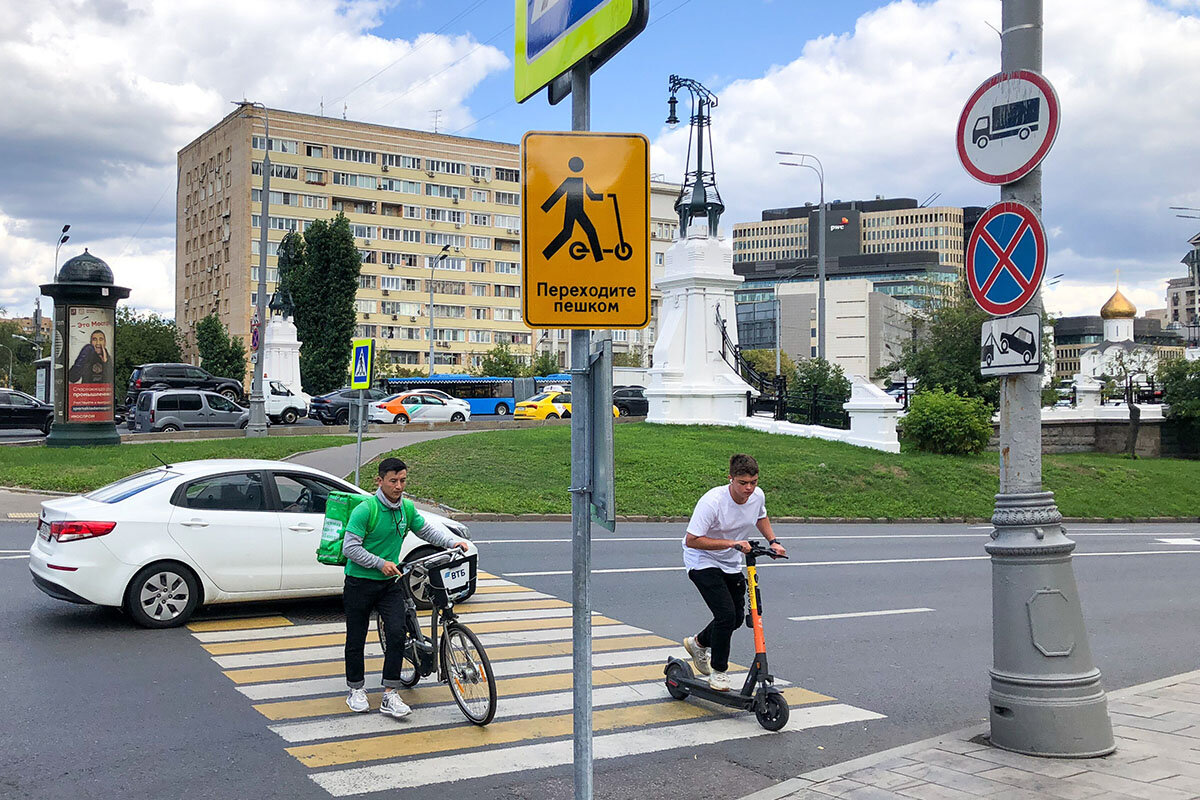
[333, 146, 376, 164]
[495, 167, 519, 182]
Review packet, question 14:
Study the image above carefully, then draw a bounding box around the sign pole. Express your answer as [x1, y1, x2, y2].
[568, 63, 595, 800]
[987, 0, 1113, 757]
[354, 389, 364, 487]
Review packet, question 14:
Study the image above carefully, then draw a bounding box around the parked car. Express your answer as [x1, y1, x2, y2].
[29, 459, 476, 627]
[0, 389, 53, 435]
[372, 392, 472, 425]
[267, 380, 309, 425]
[613, 386, 648, 417]
[403, 388, 471, 413]
[125, 363, 244, 412]
[132, 390, 250, 432]
[514, 390, 619, 420]
[309, 387, 388, 425]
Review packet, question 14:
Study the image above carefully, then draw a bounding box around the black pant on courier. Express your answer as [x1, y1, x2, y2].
[343, 576, 408, 689]
[688, 567, 746, 673]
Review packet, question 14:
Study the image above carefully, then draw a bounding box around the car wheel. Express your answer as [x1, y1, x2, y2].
[160, 424, 181, 433]
[321, 418, 333, 426]
[41, 418, 52, 436]
[403, 546, 441, 611]
[335, 408, 349, 425]
[124, 562, 201, 628]
[219, 388, 239, 402]
[281, 409, 298, 425]
[546, 413, 559, 420]
[494, 403, 509, 416]
[394, 413, 409, 425]
[451, 412, 465, 422]
[237, 420, 248, 430]
[617, 405, 629, 417]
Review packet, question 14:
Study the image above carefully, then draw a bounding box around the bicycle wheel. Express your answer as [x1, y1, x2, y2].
[376, 613, 420, 687]
[441, 622, 497, 725]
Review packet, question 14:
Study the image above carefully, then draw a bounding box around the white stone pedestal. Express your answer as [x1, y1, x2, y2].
[842, 378, 902, 453]
[645, 229, 756, 426]
[263, 315, 304, 397]
[1074, 373, 1102, 411]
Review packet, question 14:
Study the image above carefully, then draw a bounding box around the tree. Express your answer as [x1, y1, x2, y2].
[296, 214, 362, 394]
[195, 313, 247, 382]
[792, 357, 852, 404]
[275, 231, 308, 330]
[527, 351, 561, 377]
[740, 348, 799, 385]
[612, 347, 645, 368]
[1158, 358, 1200, 454]
[886, 279, 998, 406]
[114, 307, 183, 394]
[478, 344, 524, 377]
[0, 315, 36, 392]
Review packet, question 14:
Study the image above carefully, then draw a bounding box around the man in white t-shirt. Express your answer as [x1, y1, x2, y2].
[681, 453, 786, 691]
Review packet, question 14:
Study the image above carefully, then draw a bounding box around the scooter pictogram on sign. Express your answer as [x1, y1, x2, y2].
[966, 201, 1047, 317]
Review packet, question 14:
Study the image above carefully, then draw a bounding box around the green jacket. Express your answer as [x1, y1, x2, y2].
[343, 497, 425, 580]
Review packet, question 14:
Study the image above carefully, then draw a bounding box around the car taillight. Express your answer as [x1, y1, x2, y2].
[150, 409, 155, 422]
[376, 404, 387, 409]
[50, 521, 117, 542]
[135, 378, 142, 388]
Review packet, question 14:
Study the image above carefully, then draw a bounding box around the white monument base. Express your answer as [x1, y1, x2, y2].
[263, 316, 304, 396]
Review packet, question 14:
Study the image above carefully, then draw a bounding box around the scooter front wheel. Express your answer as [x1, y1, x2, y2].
[613, 241, 633, 260]
[756, 692, 789, 731]
[665, 660, 692, 700]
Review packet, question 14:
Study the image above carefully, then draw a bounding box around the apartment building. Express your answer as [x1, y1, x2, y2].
[177, 107, 679, 374]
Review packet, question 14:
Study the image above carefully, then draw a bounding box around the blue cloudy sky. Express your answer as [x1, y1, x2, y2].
[1, 0, 1199, 320]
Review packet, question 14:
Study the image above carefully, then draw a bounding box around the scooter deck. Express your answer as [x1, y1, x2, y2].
[672, 677, 757, 710]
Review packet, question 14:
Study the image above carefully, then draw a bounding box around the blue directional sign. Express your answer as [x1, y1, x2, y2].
[350, 338, 374, 390]
[966, 201, 1047, 317]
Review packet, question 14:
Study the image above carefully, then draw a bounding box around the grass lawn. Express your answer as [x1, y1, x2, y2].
[0, 436, 358, 494]
[370, 423, 1200, 519]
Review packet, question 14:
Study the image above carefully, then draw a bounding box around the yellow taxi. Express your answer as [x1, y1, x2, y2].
[513, 390, 619, 420]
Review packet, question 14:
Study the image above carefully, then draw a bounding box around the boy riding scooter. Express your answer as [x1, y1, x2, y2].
[681, 454, 786, 691]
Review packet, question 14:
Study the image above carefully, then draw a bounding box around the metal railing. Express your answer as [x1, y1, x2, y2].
[715, 308, 785, 418]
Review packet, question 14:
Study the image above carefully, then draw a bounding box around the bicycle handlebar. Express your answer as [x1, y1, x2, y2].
[399, 548, 460, 577]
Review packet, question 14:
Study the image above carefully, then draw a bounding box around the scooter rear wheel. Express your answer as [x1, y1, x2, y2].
[755, 692, 789, 731]
[665, 661, 692, 700]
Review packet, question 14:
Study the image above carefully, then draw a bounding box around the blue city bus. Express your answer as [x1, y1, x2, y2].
[381, 375, 519, 416]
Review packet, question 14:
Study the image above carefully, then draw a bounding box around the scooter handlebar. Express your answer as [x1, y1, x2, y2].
[744, 539, 788, 559]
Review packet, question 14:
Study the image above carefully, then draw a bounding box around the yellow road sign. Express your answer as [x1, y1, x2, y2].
[521, 131, 649, 329]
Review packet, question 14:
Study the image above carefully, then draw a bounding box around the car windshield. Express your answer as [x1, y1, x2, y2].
[527, 392, 553, 402]
[86, 468, 179, 503]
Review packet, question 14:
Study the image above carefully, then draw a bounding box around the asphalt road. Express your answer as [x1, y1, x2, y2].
[2, 518, 1198, 800]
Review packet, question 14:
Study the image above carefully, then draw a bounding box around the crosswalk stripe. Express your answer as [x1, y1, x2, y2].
[194, 622, 346, 643]
[472, 584, 531, 595]
[218, 632, 667, 679]
[288, 699, 715, 768]
[450, 598, 569, 614]
[309, 703, 886, 795]
[237, 646, 682, 700]
[458, 590, 550, 602]
[186, 615, 293, 632]
[201, 615, 620, 655]
[252, 663, 668, 721]
[475, 578, 515, 587]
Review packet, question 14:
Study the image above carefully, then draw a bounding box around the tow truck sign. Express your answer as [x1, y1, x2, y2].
[957, 69, 1060, 185]
[981, 312, 1042, 376]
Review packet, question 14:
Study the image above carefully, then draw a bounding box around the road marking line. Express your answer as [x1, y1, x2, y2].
[237, 646, 682, 700]
[309, 703, 885, 795]
[788, 608, 934, 622]
[475, 578, 516, 587]
[451, 598, 569, 614]
[199, 615, 621, 655]
[186, 615, 295, 632]
[5, 512, 37, 520]
[288, 700, 715, 768]
[1156, 538, 1200, 545]
[252, 663, 671, 721]
[219, 633, 670, 680]
[0, 549, 32, 553]
[471, 584, 538, 595]
[0, 554, 30, 560]
[453, 590, 553, 603]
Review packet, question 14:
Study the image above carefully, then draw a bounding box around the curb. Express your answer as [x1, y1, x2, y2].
[736, 668, 1200, 800]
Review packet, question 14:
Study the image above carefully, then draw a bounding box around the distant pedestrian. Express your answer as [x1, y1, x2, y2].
[342, 457, 468, 718]
[681, 454, 786, 691]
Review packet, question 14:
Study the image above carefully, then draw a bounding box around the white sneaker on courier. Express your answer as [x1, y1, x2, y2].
[708, 671, 732, 692]
[683, 636, 711, 676]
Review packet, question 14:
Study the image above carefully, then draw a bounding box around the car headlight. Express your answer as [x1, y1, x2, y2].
[445, 520, 471, 540]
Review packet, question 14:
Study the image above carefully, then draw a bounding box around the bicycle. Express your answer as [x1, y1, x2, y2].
[375, 549, 497, 725]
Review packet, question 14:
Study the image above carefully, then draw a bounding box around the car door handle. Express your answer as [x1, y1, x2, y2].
[180, 519, 209, 528]
[288, 524, 315, 532]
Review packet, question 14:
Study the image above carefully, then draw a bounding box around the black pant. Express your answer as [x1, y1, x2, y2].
[688, 567, 746, 673]
[343, 576, 408, 689]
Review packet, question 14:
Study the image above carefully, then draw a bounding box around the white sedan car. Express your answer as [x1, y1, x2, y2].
[29, 459, 475, 628]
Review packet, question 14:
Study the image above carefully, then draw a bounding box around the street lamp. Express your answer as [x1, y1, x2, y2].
[776, 152, 826, 360]
[47, 224, 69, 407]
[428, 244, 455, 377]
[236, 100, 270, 437]
[13, 334, 41, 360]
[0, 343, 12, 388]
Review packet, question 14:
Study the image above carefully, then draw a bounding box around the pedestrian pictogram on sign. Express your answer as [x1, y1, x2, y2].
[522, 131, 649, 329]
[966, 201, 1047, 317]
[350, 338, 374, 390]
[957, 70, 1060, 185]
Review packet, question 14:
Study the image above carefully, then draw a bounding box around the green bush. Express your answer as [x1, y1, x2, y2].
[901, 389, 994, 454]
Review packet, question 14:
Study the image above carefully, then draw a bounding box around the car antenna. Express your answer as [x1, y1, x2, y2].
[151, 452, 173, 470]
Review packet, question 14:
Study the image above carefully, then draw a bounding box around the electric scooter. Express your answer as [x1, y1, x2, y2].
[567, 193, 633, 261]
[664, 540, 790, 731]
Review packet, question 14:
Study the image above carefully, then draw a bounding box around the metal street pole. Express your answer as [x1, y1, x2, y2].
[774, 295, 781, 375]
[0, 344, 12, 388]
[430, 245, 450, 377]
[569, 63, 594, 800]
[776, 153, 826, 359]
[987, 0, 1113, 757]
[242, 101, 270, 437]
[47, 225, 69, 411]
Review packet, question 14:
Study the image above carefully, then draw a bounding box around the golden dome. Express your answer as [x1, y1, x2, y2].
[1100, 288, 1136, 319]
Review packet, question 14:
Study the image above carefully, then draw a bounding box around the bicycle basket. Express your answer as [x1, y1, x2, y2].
[427, 552, 477, 606]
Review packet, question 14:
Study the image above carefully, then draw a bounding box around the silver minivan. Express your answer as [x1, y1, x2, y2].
[133, 390, 250, 432]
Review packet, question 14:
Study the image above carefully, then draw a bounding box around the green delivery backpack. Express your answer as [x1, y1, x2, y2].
[317, 492, 380, 566]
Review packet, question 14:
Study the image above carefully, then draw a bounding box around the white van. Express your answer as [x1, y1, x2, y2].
[266, 380, 310, 425]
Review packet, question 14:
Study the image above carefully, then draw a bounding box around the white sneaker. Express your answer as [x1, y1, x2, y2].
[379, 690, 412, 718]
[708, 671, 732, 692]
[683, 636, 711, 676]
[346, 688, 369, 713]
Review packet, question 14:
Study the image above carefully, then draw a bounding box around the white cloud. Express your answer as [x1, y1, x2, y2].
[651, 0, 1200, 320]
[0, 0, 508, 319]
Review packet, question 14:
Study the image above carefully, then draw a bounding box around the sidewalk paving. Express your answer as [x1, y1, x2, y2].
[743, 668, 1200, 800]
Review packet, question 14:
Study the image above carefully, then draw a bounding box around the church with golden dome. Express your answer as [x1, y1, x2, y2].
[1078, 285, 1157, 381]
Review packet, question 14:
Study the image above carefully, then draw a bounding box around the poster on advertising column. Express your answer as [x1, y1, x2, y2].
[66, 306, 114, 422]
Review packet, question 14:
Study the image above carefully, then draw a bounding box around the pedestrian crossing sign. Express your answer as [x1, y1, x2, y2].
[350, 338, 374, 390]
[521, 131, 650, 329]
